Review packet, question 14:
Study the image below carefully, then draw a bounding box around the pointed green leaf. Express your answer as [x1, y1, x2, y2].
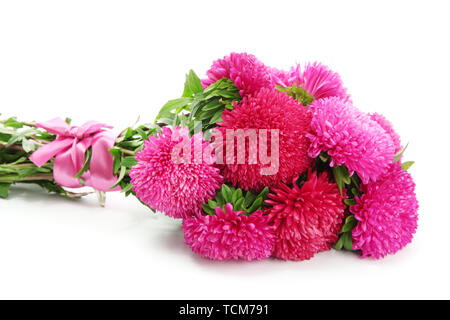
[340, 215, 358, 233]
[182, 70, 203, 97]
[208, 199, 218, 209]
[343, 232, 353, 251]
[202, 203, 214, 215]
[121, 156, 138, 168]
[0, 182, 12, 198]
[394, 143, 409, 163]
[221, 184, 233, 203]
[74, 148, 92, 179]
[333, 236, 344, 251]
[110, 166, 127, 189]
[401, 161, 414, 171]
[247, 197, 263, 214]
[155, 97, 193, 121]
[235, 198, 245, 211]
[244, 191, 256, 207]
[231, 188, 242, 203]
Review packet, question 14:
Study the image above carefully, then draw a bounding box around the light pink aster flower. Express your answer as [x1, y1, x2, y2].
[370, 113, 402, 153]
[271, 63, 350, 101]
[351, 163, 419, 259]
[202, 52, 272, 96]
[130, 126, 223, 219]
[307, 97, 396, 184]
[182, 203, 275, 261]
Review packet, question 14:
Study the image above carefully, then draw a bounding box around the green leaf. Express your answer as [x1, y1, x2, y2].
[333, 236, 344, 250]
[6, 134, 22, 147]
[340, 215, 358, 233]
[231, 188, 243, 204]
[0, 182, 12, 198]
[221, 184, 233, 203]
[235, 198, 245, 211]
[4, 117, 23, 128]
[256, 186, 269, 199]
[202, 203, 214, 215]
[344, 199, 357, 206]
[276, 83, 314, 106]
[74, 148, 92, 179]
[110, 166, 127, 189]
[182, 70, 203, 97]
[244, 191, 256, 207]
[120, 183, 133, 195]
[247, 197, 263, 214]
[402, 161, 414, 171]
[394, 143, 409, 163]
[333, 165, 350, 196]
[343, 232, 353, 251]
[34, 180, 67, 196]
[208, 199, 218, 209]
[121, 156, 138, 168]
[215, 191, 224, 206]
[136, 128, 149, 141]
[21, 138, 35, 153]
[155, 97, 193, 121]
[109, 148, 121, 174]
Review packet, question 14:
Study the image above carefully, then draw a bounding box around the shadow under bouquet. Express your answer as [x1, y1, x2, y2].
[0, 52, 418, 261]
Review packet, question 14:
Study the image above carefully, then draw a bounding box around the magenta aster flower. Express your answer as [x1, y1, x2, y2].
[308, 97, 396, 184]
[202, 52, 272, 96]
[351, 163, 419, 259]
[265, 172, 346, 261]
[370, 113, 402, 153]
[271, 63, 349, 101]
[130, 126, 223, 219]
[182, 203, 275, 261]
[216, 88, 312, 192]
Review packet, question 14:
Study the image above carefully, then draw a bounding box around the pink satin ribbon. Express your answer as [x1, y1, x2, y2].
[30, 118, 120, 191]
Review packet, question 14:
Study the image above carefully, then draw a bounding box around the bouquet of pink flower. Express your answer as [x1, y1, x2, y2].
[0, 53, 418, 261]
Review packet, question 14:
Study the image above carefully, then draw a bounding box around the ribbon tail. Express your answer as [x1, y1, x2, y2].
[83, 131, 121, 192]
[29, 138, 74, 167]
[35, 118, 70, 135]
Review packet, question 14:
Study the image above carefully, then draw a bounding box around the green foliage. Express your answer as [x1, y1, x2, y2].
[334, 214, 357, 251]
[402, 161, 414, 171]
[0, 182, 11, 198]
[276, 83, 314, 106]
[201, 184, 269, 216]
[182, 69, 204, 98]
[155, 97, 193, 122]
[153, 70, 241, 138]
[332, 164, 351, 196]
[188, 78, 241, 134]
[394, 143, 408, 163]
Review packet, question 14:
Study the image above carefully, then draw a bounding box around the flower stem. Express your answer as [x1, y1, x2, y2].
[0, 173, 54, 183]
[119, 147, 136, 156]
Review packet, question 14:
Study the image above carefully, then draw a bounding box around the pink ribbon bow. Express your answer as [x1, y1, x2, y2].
[30, 118, 120, 191]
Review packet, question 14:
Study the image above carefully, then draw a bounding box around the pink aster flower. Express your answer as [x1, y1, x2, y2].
[308, 97, 396, 184]
[370, 113, 402, 153]
[265, 172, 346, 261]
[271, 63, 350, 101]
[216, 88, 312, 192]
[182, 203, 275, 261]
[130, 126, 223, 219]
[202, 52, 272, 96]
[351, 163, 419, 259]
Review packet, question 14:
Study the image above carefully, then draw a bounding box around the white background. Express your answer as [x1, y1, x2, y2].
[0, 0, 449, 299]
